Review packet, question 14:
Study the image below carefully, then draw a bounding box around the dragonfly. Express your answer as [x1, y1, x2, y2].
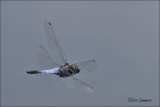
[26, 21, 97, 92]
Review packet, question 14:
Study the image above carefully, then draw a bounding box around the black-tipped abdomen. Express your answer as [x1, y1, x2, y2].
[26, 70, 40, 74]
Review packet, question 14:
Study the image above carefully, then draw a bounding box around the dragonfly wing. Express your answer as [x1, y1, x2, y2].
[57, 76, 94, 93]
[36, 44, 59, 70]
[73, 60, 97, 74]
[44, 21, 67, 65]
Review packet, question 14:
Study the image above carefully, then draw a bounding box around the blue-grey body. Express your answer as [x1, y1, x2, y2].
[40, 63, 80, 77]
[40, 67, 59, 74]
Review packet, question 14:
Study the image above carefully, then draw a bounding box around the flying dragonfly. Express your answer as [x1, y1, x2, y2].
[26, 21, 97, 92]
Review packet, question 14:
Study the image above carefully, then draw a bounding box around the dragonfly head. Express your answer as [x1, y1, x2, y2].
[74, 66, 80, 74]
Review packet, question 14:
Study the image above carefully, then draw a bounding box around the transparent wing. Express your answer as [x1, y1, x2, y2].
[44, 21, 67, 65]
[36, 44, 59, 70]
[57, 76, 94, 93]
[73, 60, 97, 74]
[35, 45, 94, 92]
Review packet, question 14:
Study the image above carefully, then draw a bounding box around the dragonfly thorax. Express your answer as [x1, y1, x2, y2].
[57, 63, 80, 77]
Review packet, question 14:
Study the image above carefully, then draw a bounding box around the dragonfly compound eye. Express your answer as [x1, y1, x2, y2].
[75, 68, 80, 73]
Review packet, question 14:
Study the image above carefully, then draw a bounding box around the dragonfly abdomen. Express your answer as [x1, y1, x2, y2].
[26, 68, 59, 74]
[26, 70, 40, 74]
[40, 68, 59, 74]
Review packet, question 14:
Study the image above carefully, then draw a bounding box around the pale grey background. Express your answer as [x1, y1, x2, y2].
[1, 1, 159, 106]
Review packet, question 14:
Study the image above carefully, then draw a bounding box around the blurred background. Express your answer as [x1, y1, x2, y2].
[1, 1, 159, 106]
